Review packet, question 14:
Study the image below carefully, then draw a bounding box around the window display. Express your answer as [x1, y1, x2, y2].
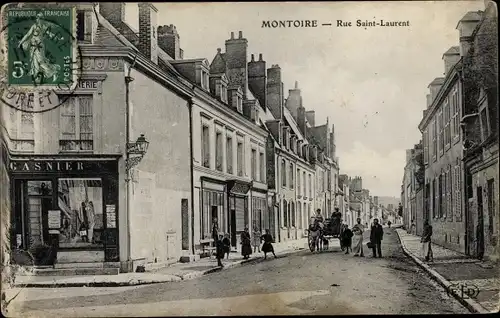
[58, 178, 103, 246]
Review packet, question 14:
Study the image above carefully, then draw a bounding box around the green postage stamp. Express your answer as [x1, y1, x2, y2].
[4, 7, 77, 90]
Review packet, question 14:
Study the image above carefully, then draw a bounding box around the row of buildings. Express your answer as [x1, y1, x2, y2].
[0, 3, 351, 273]
[401, 3, 498, 262]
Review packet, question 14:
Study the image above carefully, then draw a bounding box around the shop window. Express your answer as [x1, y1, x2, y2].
[201, 190, 225, 240]
[59, 95, 94, 151]
[226, 136, 233, 174]
[58, 178, 104, 247]
[201, 125, 210, 168]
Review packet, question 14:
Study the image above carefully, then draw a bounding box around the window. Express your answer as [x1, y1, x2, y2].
[303, 171, 306, 196]
[297, 168, 301, 193]
[58, 178, 104, 247]
[259, 152, 265, 182]
[447, 168, 452, 221]
[438, 110, 444, 156]
[221, 84, 228, 103]
[76, 10, 92, 43]
[309, 174, 312, 197]
[289, 163, 294, 189]
[215, 132, 223, 172]
[60, 95, 93, 151]
[201, 125, 210, 168]
[451, 87, 460, 141]
[281, 160, 286, 187]
[251, 149, 257, 180]
[439, 173, 444, 218]
[237, 141, 243, 176]
[423, 129, 429, 165]
[432, 119, 437, 161]
[480, 107, 490, 142]
[444, 97, 451, 148]
[432, 178, 437, 218]
[454, 165, 462, 222]
[226, 136, 233, 174]
[7, 107, 35, 151]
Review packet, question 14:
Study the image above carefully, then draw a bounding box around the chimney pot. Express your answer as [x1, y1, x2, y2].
[295, 81, 298, 89]
[217, 48, 221, 53]
[239, 31, 243, 39]
[251, 54, 255, 61]
[230, 32, 234, 39]
[259, 53, 263, 61]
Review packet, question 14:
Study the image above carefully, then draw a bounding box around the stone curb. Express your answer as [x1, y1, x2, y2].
[394, 229, 489, 314]
[14, 248, 305, 288]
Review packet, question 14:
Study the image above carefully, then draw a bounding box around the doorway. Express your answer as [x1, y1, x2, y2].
[230, 209, 237, 247]
[476, 186, 485, 259]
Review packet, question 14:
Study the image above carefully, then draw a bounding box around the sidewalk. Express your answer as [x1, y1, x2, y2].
[396, 229, 499, 313]
[12, 238, 308, 288]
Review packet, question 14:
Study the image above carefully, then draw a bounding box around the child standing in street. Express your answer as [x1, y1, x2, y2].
[340, 225, 354, 254]
[260, 229, 277, 259]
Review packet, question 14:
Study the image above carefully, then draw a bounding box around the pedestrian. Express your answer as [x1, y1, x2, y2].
[387, 220, 392, 228]
[261, 229, 277, 259]
[352, 218, 365, 257]
[216, 234, 225, 267]
[340, 224, 353, 254]
[369, 218, 384, 258]
[252, 222, 261, 253]
[241, 227, 252, 259]
[222, 233, 231, 259]
[211, 217, 219, 248]
[421, 220, 433, 262]
[410, 219, 416, 235]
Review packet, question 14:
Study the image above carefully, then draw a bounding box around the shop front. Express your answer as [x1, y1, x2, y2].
[227, 180, 251, 248]
[9, 156, 120, 266]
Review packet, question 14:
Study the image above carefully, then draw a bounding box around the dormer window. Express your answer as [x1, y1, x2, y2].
[76, 10, 93, 43]
[221, 83, 228, 103]
[196, 61, 210, 92]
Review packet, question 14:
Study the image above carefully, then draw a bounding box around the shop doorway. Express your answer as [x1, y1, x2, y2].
[230, 209, 236, 247]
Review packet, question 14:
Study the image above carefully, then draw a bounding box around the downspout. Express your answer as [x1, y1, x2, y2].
[188, 98, 195, 255]
[125, 56, 137, 271]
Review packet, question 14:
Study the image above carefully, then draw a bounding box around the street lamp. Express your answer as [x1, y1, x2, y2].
[125, 134, 149, 173]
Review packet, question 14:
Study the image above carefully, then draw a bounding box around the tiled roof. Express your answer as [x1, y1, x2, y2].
[456, 11, 483, 28]
[428, 77, 445, 87]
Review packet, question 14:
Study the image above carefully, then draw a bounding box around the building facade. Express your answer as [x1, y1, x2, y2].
[461, 3, 499, 261]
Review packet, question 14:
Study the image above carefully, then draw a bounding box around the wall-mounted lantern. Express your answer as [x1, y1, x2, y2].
[125, 133, 149, 174]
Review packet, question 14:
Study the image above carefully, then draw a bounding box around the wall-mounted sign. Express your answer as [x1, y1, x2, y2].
[106, 204, 116, 228]
[9, 160, 118, 174]
[77, 80, 99, 90]
[48, 210, 61, 229]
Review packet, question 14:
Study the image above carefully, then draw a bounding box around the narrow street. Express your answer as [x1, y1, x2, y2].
[9, 227, 469, 316]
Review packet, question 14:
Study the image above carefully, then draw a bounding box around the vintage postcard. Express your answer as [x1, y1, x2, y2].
[0, 1, 498, 316]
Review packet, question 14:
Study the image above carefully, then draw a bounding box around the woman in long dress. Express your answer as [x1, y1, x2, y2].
[241, 227, 252, 259]
[17, 12, 61, 83]
[261, 229, 277, 259]
[352, 218, 365, 257]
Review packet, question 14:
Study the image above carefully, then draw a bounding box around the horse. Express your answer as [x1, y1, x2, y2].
[308, 222, 325, 252]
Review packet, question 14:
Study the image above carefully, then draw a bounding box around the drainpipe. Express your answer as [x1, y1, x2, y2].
[125, 56, 137, 271]
[188, 99, 195, 255]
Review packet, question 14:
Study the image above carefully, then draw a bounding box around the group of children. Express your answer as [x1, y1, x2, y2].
[215, 229, 277, 267]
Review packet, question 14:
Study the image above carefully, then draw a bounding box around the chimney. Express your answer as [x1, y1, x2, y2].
[158, 24, 182, 60]
[266, 64, 284, 120]
[305, 110, 315, 127]
[426, 94, 432, 108]
[138, 3, 159, 64]
[428, 77, 444, 105]
[285, 80, 302, 119]
[225, 31, 248, 98]
[99, 3, 125, 27]
[442, 46, 460, 75]
[329, 131, 335, 159]
[297, 106, 307, 137]
[456, 11, 483, 57]
[248, 53, 267, 110]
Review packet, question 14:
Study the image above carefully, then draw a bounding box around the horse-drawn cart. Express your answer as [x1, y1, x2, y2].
[307, 213, 342, 252]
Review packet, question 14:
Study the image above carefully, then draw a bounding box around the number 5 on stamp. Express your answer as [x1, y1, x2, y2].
[6, 7, 77, 89]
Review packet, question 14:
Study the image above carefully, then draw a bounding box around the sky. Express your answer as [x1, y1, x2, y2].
[125, 1, 485, 197]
